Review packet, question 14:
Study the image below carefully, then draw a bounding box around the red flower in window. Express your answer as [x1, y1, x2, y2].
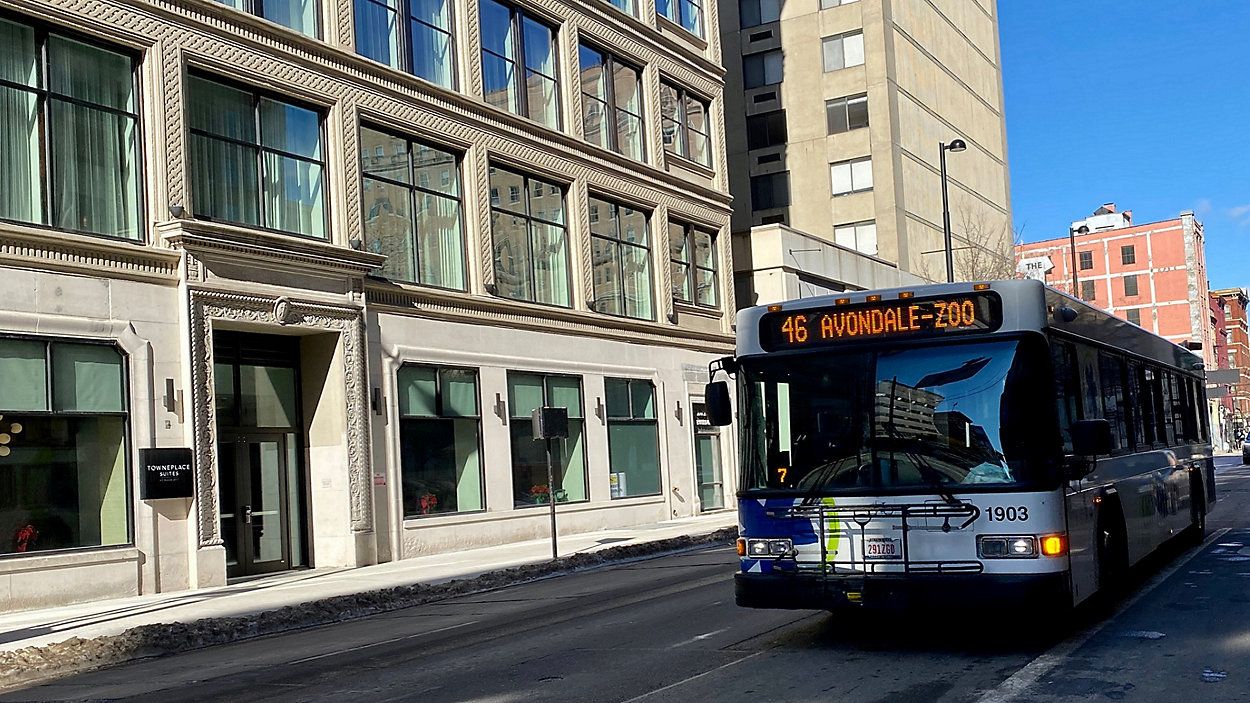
[14, 524, 38, 553]
[419, 493, 439, 514]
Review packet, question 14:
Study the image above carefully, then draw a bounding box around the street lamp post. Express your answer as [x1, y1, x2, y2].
[1068, 225, 1090, 296]
[939, 139, 967, 283]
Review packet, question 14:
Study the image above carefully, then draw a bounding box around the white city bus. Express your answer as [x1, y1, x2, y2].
[705, 279, 1213, 611]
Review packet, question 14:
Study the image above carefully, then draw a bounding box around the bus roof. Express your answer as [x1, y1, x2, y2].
[735, 279, 1204, 374]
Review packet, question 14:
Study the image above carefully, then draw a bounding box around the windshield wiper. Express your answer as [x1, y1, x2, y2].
[798, 453, 864, 505]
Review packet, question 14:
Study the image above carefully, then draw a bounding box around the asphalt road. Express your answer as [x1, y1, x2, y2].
[7, 456, 1248, 703]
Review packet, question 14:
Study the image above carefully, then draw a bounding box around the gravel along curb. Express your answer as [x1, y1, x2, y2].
[0, 527, 736, 692]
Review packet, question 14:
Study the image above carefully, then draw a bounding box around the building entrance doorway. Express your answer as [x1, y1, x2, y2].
[214, 332, 308, 578]
[692, 402, 724, 511]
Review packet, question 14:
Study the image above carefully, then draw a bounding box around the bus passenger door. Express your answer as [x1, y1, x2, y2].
[1065, 480, 1099, 604]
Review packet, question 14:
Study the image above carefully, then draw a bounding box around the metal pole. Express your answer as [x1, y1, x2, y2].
[940, 144, 953, 283]
[545, 438, 558, 559]
[1069, 228, 1079, 296]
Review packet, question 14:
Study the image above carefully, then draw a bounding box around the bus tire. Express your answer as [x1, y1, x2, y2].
[1187, 472, 1207, 544]
[1096, 497, 1128, 598]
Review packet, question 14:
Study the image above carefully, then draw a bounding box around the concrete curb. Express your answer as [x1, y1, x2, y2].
[0, 527, 736, 692]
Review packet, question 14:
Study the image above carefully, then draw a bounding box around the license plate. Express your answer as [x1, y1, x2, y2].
[864, 537, 901, 560]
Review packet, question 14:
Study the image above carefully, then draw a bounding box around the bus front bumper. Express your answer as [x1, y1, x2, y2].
[735, 571, 1070, 611]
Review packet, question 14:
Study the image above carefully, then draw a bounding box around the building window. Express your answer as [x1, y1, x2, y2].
[589, 196, 653, 320]
[354, 0, 455, 88]
[606, 378, 661, 499]
[1121, 244, 1136, 265]
[1080, 280, 1095, 301]
[0, 338, 130, 556]
[1127, 309, 1141, 326]
[359, 127, 465, 289]
[489, 165, 570, 306]
[606, 0, 637, 16]
[835, 220, 877, 256]
[743, 50, 783, 89]
[826, 93, 868, 135]
[670, 222, 718, 307]
[820, 0, 859, 7]
[480, 0, 560, 129]
[1078, 251, 1093, 270]
[188, 74, 326, 239]
[508, 373, 586, 507]
[218, 0, 318, 36]
[745, 110, 786, 150]
[0, 19, 141, 241]
[580, 45, 644, 161]
[660, 83, 711, 167]
[1123, 274, 1139, 297]
[822, 31, 864, 72]
[657, 0, 704, 38]
[739, 0, 779, 27]
[396, 366, 482, 516]
[751, 172, 789, 210]
[830, 157, 873, 195]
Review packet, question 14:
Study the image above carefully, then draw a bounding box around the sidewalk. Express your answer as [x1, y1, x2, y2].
[0, 512, 736, 657]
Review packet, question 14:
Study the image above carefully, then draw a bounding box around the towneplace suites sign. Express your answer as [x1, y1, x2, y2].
[139, 448, 195, 500]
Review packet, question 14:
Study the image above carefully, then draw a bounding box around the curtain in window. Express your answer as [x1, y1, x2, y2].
[189, 77, 260, 227]
[47, 37, 140, 239]
[531, 221, 570, 306]
[0, 339, 48, 411]
[355, 0, 401, 67]
[262, 0, 318, 36]
[416, 191, 465, 289]
[0, 20, 41, 226]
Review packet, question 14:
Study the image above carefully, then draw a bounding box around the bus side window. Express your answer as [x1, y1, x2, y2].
[1097, 352, 1129, 453]
[1050, 340, 1080, 453]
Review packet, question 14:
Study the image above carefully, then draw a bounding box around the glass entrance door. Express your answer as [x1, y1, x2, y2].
[692, 403, 724, 511]
[219, 432, 291, 577]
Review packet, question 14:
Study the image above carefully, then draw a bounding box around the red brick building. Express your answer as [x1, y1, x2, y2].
[1015, 204, 1213, 364]
[1212, 287, 1250, 438]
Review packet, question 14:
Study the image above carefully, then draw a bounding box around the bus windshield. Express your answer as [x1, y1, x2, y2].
[739, 337, 1058, 493]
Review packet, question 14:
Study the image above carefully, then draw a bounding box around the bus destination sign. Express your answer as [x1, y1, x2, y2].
[759, 293, 1002, 350]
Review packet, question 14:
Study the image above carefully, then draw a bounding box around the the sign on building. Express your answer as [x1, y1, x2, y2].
[1017, 256, 1054, 282]
[139, 448, 195, 500]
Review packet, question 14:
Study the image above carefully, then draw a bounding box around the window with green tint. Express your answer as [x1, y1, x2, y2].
[0, 337, 130, 556]
[605, 378, 661, 499]
[188, 73, 326, 238]
[0, 19, 141, 240]
[398, 365, 483, 516]
[238, 365, 298, 428]
[508, 372, 586, 506]
[0, 339, 49, 412]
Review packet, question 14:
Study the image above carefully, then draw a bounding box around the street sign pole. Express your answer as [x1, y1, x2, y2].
[532, 407, 569, 561]
[545, 436, 558, 559]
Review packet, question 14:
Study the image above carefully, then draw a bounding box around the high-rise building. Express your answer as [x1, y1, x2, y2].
[0, 0, 734, 612]
[720, 0, 1013, 305]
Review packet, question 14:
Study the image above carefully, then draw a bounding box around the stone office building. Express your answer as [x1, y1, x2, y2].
[0, 0, 734, 612]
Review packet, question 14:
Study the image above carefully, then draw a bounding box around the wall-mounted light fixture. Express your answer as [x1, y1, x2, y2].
[494, 393, 508, 424]
[371, 387, 384, 416]
[163, 378, 184, 424]
[594, 397, 606, 424]
[674, 400, 683, 425]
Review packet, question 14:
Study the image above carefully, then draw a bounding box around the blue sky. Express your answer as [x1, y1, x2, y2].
[999, 1, 1249, 290]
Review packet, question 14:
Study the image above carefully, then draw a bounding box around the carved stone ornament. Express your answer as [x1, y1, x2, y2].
[189, 290, 373, 548]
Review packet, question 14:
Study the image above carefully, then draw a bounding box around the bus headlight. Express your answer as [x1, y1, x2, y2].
[745, 538, 793, 558]
[978, 535, 1038, 559]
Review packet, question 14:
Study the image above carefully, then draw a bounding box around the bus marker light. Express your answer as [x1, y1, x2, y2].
[866, 294, 882, 302]
[835, 298, 851, 306]
[846, 592, 863, 603]
[768, 305, 783, 312]
[736, 538, 746, 557]
[973, 283, 991, 291]
[1041, 534, 1067, 557]
[899, 291, 915, 299]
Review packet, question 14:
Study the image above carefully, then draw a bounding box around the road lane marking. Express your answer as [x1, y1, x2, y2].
[287, 620, 480, 665]
[668, 627, 730, 649]
[976, 527, 1230, 703]
[619, 651, 768, 703]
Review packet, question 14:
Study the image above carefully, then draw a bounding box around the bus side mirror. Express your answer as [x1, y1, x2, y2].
[705, 381, 733, 426]
[1071, 419, 1113, 458]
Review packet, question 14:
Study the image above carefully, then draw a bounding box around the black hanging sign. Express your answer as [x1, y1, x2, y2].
[140, 448, 195, 500]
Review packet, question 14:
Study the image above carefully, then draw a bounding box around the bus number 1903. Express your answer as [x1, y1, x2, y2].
[986, 506, 1028, 522]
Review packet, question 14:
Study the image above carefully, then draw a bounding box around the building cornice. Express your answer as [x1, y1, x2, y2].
[159, 220, 386, 277]
[0, 222, 182, 284]
[366, 281, 734, 353]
